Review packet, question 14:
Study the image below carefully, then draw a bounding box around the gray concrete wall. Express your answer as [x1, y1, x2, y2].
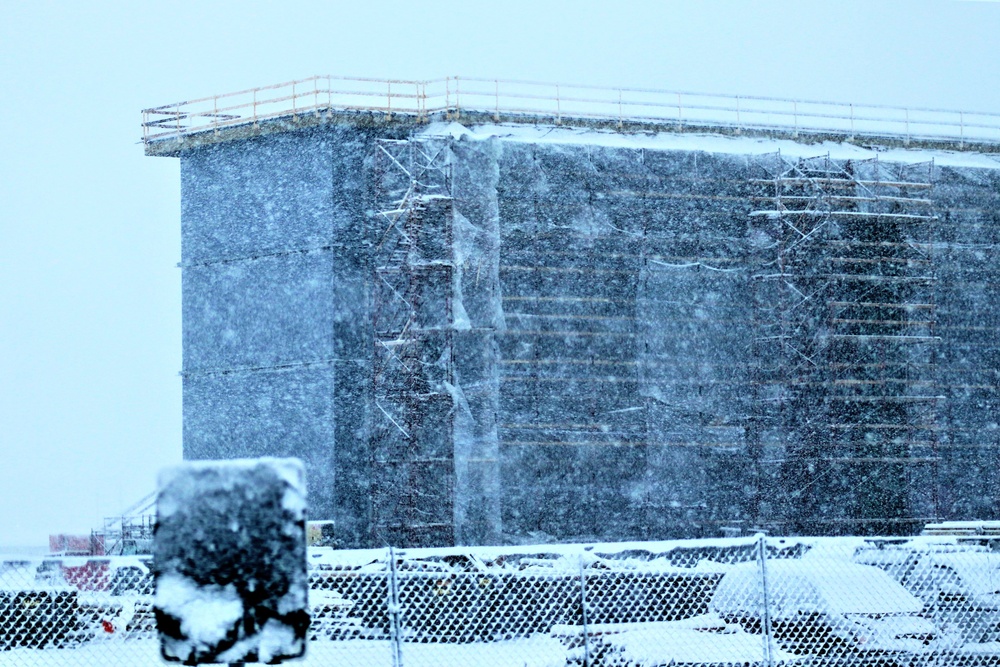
[934, 166, 1000, 520]
[450, 137, 504, 546]
[181, 125, 381, 547]
[493, 143, 756, 541]
[178, 120, 1000, 547]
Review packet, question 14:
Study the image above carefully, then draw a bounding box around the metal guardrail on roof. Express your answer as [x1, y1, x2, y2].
[141, 75, 1000, 146]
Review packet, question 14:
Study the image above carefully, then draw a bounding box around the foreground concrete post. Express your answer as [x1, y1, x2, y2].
[154, 458, 309, 665]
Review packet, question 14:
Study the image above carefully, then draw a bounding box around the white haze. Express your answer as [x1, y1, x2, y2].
[0, 0, 998, 547]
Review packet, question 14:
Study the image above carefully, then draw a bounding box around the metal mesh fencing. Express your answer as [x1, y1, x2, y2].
[4, 536, 1000, 666]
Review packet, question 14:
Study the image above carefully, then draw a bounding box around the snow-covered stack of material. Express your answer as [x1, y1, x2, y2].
[154, 458, 309, 664]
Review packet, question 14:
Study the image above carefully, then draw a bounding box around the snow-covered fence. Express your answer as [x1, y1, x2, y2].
[4, 535, 1000, 666]
[141, 75, 1000, 147]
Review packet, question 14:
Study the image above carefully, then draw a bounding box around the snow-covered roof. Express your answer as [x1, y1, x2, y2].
[712, 559, 924, 617]
[916, 552, 1000, 597]
[419, 121, 1000, 170]
[306, 536, 759, 574]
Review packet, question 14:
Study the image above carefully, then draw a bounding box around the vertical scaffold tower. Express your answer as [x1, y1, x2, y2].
[749, 153, 940, 535]
[369, 138, 456, 547]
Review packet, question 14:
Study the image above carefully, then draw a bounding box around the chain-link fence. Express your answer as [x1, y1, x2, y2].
[4, 535, 1000, 666]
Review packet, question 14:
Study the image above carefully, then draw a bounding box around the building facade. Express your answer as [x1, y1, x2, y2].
[151, 112, 1000, 548]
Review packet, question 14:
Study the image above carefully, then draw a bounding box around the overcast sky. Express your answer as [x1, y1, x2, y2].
[1, 0, 998, 549]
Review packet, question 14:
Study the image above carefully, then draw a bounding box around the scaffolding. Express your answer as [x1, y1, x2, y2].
[93, 492, 156, 556]
[749, 153, 940, 534]
[369, 138, 456, 547]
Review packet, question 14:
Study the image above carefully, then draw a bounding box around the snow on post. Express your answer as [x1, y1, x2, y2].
[154, 458, 309, 664]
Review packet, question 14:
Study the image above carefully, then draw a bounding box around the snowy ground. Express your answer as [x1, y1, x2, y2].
[5, 637, 567, 667]
[9, 537, 1000, 666]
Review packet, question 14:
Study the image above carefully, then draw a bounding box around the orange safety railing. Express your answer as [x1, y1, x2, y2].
[142, 75, 1000, 145]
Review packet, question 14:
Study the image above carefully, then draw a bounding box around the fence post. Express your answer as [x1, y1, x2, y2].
[388, 546, 404, 667]
[579, 558, 590, 667]
[618, 89, 623, 130]
[757, 534, 775, 667]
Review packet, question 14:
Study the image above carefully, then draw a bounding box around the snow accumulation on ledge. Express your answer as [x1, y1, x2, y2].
[303, 535, 986, 575]
[418, 121, 1000, 170]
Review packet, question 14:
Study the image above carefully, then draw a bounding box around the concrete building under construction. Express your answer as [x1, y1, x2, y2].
[144, 77, 1000, 548]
